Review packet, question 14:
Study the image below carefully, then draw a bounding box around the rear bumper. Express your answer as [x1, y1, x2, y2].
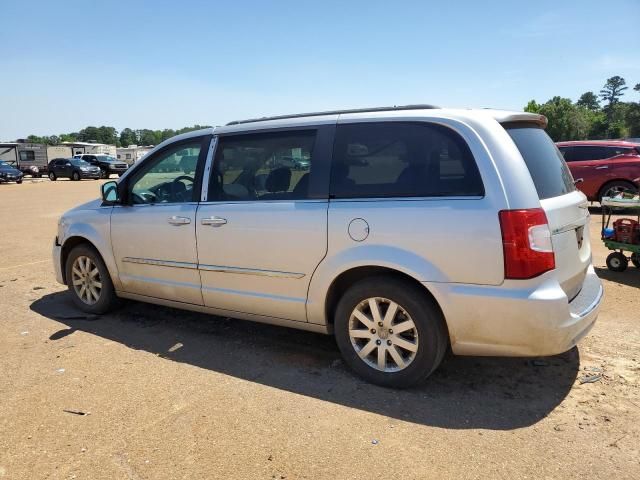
[426, 265, 603, 357]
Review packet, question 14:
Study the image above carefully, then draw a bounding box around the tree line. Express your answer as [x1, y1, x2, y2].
[23, 125, 212, 148]
[525, 76, 640, 141]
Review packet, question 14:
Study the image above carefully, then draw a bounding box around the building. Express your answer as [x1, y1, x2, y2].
[116, 145, 154, 165]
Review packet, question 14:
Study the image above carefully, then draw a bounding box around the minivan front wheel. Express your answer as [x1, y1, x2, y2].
[65, 244, 118, 314]
[334, 276, 447, 388]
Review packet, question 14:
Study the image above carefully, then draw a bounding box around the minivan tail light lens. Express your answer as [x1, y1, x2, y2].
[499, 208, 555, 279]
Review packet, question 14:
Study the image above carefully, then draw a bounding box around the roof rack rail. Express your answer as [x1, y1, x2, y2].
[226, 104, 440, 126]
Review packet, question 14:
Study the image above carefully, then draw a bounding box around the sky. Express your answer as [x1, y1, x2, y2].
[1, 0, 639, 140]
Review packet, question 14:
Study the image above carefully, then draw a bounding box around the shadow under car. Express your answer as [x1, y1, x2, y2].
[31, 291, 580, 430]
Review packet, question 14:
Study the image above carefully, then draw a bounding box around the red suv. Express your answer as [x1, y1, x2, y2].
[556, 141, 640, 201]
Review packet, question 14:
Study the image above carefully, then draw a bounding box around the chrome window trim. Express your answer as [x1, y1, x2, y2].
[113, 202, 200, 209]
[197, 199, 327, 206]
[201, 135, 218, 202]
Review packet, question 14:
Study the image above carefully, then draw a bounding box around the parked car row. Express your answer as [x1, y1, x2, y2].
[47, 155, 129, 181]
[557, 140, 640, 201]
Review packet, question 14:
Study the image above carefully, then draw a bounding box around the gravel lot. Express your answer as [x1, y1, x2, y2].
[1, 178, 639, 479]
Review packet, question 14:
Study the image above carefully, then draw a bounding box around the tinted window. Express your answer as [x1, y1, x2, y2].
[208, 130, 316, 201]
[129, 139, 205, 204]
[330, 122, 483, 198]
[506, 126, 575, 200]
[566, 146, 612, 161]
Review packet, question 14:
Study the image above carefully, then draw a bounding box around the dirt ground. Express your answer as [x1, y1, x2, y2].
[1, 178, 639, 480]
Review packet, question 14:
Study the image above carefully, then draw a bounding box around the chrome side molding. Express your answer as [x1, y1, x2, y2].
[122, 257, 304, 279]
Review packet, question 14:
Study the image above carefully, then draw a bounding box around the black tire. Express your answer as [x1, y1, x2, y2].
[606, 252, 628, 272]
[16, 179, 22, 184]
[631, 253, 640, 269]
[101, 170, 109, 179]
[49, 172, 56, 181]
[598, 180, 638, 203]
[334, 276, 448, 388]
[65, 244, 119, 314]
[72, 171, 80, 181]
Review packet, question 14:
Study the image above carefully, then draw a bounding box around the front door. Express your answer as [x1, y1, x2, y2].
[196, 127, 333, 321]
[110, 135, 211, 304]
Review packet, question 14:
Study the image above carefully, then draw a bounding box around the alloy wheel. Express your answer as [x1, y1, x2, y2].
[71, 255, 102, 305]
[348, 297, 419, 372]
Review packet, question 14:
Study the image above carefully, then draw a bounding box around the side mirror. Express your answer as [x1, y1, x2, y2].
[101, 180, 120, 204]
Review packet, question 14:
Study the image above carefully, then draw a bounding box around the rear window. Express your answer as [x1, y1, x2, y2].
[330, 122, 484, 198]
[505, 125, 575, 200]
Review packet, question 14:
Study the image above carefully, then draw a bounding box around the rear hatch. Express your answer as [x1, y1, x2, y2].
[505, 125, 591, 300]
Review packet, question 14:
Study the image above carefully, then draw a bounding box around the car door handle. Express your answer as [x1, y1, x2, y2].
[595, 166, 609, 170]
[201, 216, 227, 227]
[168, 216, 191, 226]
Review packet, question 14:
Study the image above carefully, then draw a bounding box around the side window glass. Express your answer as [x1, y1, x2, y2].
[129, 140, 203, 205]
[208, 131, 316, 201]
[330, 122, 483, 198]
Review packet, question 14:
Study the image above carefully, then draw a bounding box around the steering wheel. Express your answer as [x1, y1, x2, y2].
[171, 175, 195, 202]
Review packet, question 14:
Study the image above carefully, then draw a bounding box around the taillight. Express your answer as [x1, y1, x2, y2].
[499, 208, 555, 279]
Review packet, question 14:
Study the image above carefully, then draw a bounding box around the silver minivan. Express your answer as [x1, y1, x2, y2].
[53, 106, 603, 387]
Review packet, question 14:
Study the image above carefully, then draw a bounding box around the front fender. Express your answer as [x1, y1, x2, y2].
[306, 244, 446, 325]
[59, 206, 120, 290]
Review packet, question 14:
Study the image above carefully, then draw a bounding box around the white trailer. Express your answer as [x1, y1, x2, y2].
[62, 142, 117, 157]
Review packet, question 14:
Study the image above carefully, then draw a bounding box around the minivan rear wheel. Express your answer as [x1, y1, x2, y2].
[65, 244, 118, 314]
[334, 276, 447, 388]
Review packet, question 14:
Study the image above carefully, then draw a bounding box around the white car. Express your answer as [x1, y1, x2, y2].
[53, 105, 602, 387]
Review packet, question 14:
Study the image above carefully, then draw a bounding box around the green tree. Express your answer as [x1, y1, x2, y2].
[533, 97, 590, 141]
[524, 100, 541, 113]
[576, 91, 600, 111]
[119, 128, 137, 147]
[599, 76, 628, 107]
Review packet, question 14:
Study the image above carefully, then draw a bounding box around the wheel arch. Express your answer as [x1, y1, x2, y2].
[60, 236, 102, 283]
[322, 265, 450, 343]
[597, 178, 639, 201]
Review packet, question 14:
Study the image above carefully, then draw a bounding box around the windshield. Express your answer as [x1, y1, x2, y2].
[97, 155, 118, 162]
[0, 161, 10, 167]
[71, 159, 91, 167]
[505, 125, 576, 200]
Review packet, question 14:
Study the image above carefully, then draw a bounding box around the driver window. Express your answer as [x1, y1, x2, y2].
[130, 140, 203, 204]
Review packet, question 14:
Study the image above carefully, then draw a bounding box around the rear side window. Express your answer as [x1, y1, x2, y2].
[609, 147, 634, 157]
[330, 122, 484, 198]
[506, 125, 575, 200]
